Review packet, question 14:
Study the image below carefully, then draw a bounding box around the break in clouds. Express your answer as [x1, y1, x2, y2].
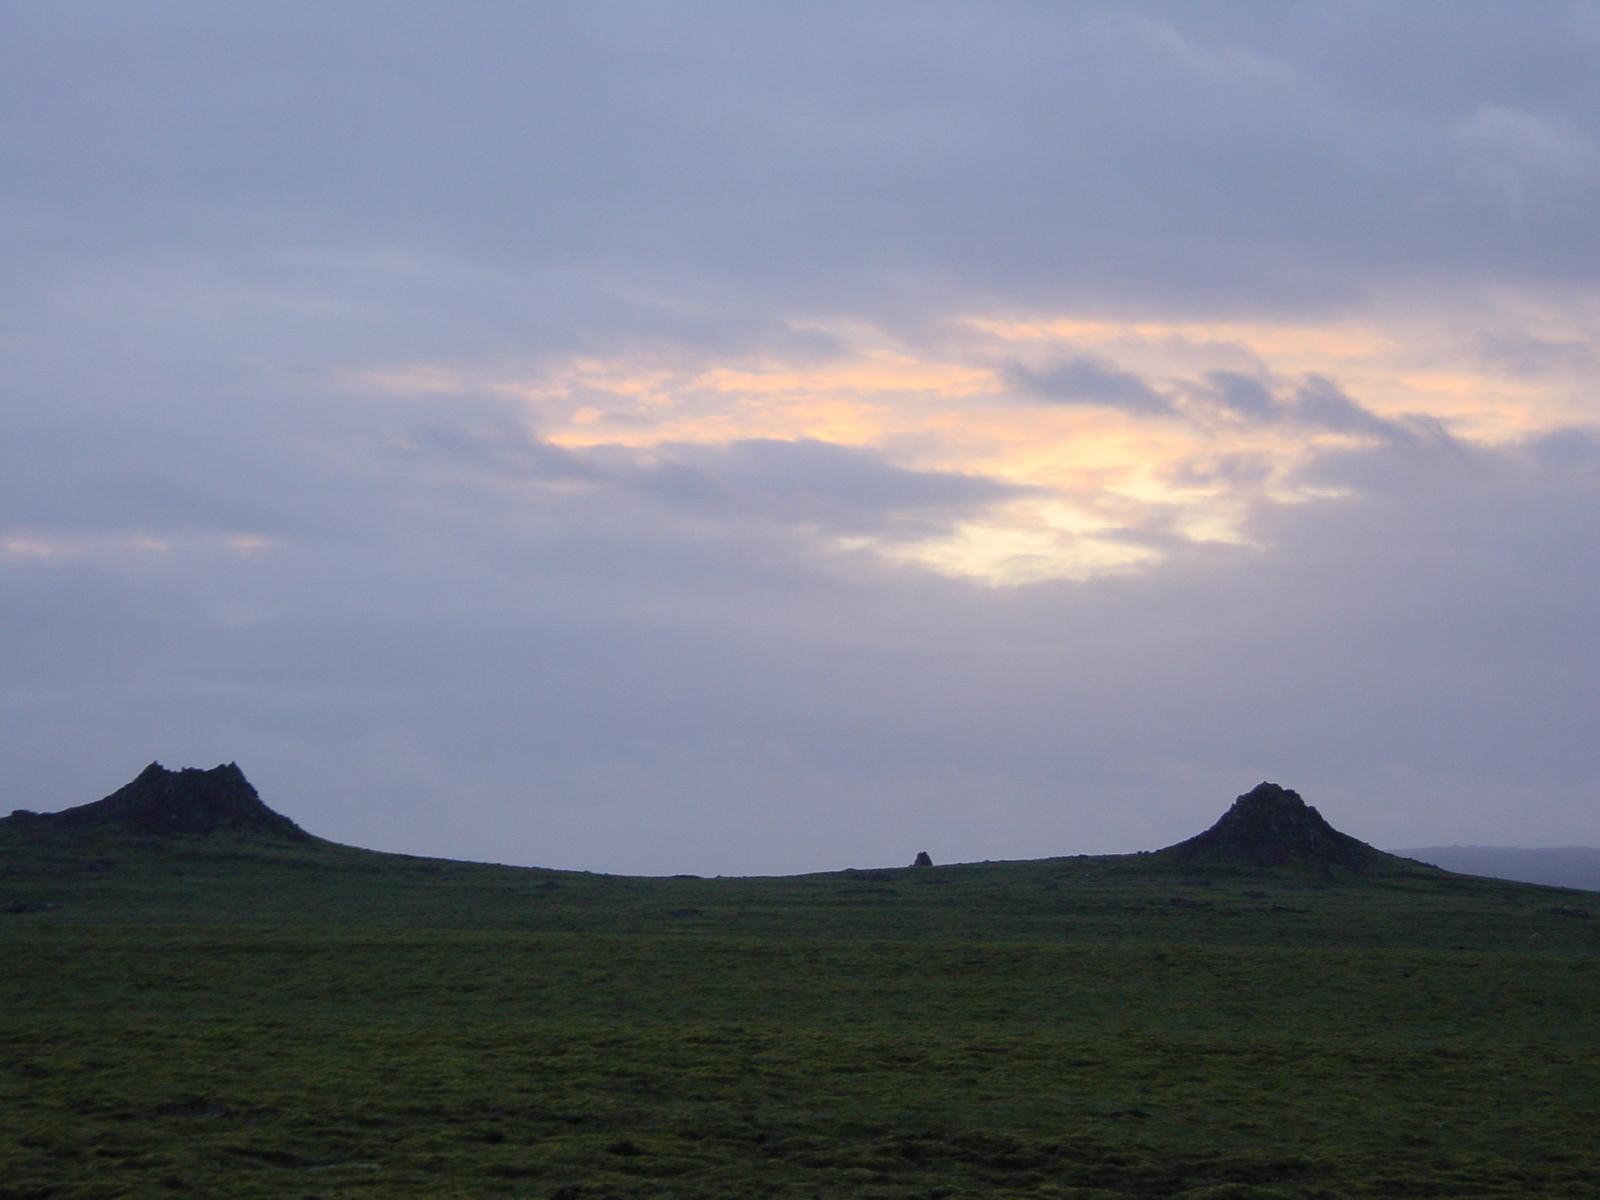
[2, 2, 1598, 874]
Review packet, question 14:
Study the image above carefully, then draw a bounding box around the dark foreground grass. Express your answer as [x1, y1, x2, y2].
[5, 928, 1600, 1199]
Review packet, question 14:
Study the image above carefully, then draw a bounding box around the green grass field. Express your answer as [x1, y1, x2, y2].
[4, 826, 1600, 1198]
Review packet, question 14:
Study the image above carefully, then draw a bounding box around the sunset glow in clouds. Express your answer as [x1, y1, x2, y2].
[361, 297, 1600, 584]
[4, 4, 1600, 872]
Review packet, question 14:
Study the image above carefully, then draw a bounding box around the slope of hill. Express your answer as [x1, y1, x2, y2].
[1394, 844, 1600, 891]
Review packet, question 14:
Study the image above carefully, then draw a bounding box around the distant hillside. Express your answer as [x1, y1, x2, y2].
[1394, 845, 1600, 891]
[4, 768, 1598, 952]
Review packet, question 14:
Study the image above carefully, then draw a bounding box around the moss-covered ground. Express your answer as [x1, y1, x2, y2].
[3, 829, 1599, 1198]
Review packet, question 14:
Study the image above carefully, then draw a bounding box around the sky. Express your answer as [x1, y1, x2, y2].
[3, 2, 1599, 875]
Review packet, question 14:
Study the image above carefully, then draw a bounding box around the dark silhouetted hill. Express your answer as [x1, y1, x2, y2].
[4, 761, 312, 842]
[1152, 781, 1391, 870]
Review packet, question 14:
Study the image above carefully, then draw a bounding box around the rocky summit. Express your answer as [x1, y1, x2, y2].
[4, 761, 312, 842]
[1156, 781, 1384, 869]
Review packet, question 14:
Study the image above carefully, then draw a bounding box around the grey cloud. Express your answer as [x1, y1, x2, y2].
[1528, 426, 1600, 473]
[6, 2, 1600, 333]
[1455, 104, 1600, 218]
[628, 439, 1030, 539]
[1204, 371, 1279, 419]
[1475, 328, 1600, 377]
[660, 438, 1020, 509]
[1290, 376, 1408, 439]
[1005, 356, 1172, 413]
[402, 419, 599, 485]
[1195, 371, 1408, 439]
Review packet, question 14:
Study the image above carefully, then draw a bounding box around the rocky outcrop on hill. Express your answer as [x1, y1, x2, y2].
[1156, 782, 1383, 869]
[4, 762, 312, 842]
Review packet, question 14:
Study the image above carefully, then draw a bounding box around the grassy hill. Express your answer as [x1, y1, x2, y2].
[2, 816, 1599, 953]
[3, 770, 1599, 1199]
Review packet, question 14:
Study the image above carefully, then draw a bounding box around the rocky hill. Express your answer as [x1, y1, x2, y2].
[3, 761, 312, 842]
[1152, 781, 1396, 870]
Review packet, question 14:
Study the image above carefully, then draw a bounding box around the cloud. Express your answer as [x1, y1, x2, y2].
[1005, 356, 1172, 413]
[1455, 104, 1600, 218]
[1192, 371, 1410, 440]
[1203, 371, 1279, 420]
[1290, 375, 1408, 438]
[633, 438, 1028, 532]
[1528, 426, 1600, 473]
[3, 3, 1596, 328]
